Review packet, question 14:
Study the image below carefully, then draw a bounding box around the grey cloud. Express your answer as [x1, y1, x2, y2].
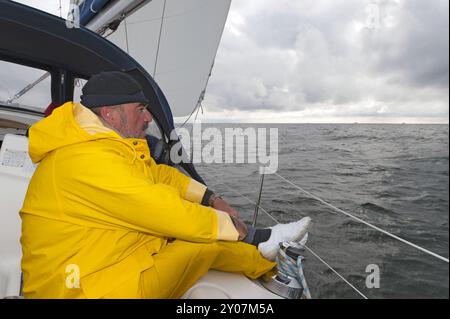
[362, 0, 449, 88]
[205, 0, 449, 121]
[243, 11, 301, 49]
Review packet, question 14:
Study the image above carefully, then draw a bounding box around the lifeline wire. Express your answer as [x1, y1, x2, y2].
[302, 245, 368, 299]
[274, 172, 449, 263]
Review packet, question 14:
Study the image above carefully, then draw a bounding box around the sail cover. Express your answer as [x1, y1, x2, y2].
[81, 0, 232, 117]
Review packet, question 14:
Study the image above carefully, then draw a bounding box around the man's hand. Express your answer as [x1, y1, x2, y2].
[209, 195, 247, 240]
[211, 197, 240, 218]
[230, 215, 248, 241]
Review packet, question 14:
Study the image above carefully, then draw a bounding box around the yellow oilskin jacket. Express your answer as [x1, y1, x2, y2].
[20, 102, 240, 298]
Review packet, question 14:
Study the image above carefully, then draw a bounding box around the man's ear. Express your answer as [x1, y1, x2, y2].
[99, 107, 112, 123]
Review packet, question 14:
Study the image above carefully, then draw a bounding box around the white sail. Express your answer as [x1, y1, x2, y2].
[90, 0, 232, 117]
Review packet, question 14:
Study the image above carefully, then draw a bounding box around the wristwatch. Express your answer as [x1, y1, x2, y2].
[208, 194, 222, 207]
[201, 188, 222, 207]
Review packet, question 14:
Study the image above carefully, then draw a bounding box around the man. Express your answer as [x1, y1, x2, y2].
[20, 71, 311, 298]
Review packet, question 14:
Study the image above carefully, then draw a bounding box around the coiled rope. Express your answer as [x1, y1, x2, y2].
[276, 248, 312, 299]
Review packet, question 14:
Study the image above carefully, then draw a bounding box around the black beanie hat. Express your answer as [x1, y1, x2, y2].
[80, 71, 149, 108]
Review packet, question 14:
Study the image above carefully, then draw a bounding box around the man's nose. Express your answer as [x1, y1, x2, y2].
[144, 109, 152, 122]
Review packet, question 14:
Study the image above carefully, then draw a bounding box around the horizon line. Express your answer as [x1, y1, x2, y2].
[174, 121, 449, 125]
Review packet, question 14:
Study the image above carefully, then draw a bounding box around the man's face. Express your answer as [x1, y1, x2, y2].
[108, 102, 152, 138]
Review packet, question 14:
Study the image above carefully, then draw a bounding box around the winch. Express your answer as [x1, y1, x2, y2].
[260, 242, 309, 299]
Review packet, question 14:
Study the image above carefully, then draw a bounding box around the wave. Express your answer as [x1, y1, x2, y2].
[328, 135, 380, 141]
[360, 202, 398, 215]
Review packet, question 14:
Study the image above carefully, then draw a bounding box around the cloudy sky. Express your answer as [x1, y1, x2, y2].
[9, 0, 450, 123]
[202, 0, 449, 123]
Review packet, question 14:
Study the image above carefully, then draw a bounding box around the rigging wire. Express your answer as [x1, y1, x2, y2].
[124, 17, 130, 54]
[273, 172, 449, 263]
[153, 0, 167, 79]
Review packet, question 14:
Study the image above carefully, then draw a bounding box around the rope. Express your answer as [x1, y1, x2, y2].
[201, 171, 368, 298]
[179, 92, 204, 128]
[179, 104, 199, 128]
[276, 248, 312, 299]
[274, 172, 449, 263]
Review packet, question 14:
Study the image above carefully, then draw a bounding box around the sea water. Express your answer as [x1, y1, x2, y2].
[192, 123, 449, 299]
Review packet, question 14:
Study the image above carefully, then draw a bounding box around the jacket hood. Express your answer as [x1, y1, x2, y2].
[29, 102, 120, 163]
